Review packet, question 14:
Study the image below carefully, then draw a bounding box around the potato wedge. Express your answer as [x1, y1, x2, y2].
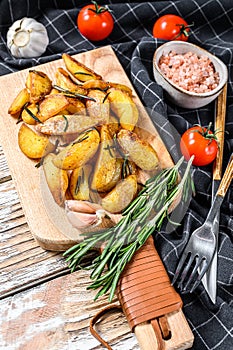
[101, 175, 138, 213]
[108, 114, 120, 137]
[91, 125, 120, 192]
[21, 103, 40, 125]
[43, 153, 69, 206]
[8, 88, 30, 115]
[39, 94, 70, 122]
[65, 97, 86, 115]
[62, 53, 102, 82]
[117, 129, 159, 171]
[69, 164, 92, 200]
[108, 82, 133, 96]
[86, 89, 109, 123]
[107, 88, 138, 131]
[53, 128, 100, 170]
[55, 67, 87, 95]
[18, 123, 55, 159]
[36, 114, 105, 135]
[82, 79, 109, 90]
[26, 70, 52, 103]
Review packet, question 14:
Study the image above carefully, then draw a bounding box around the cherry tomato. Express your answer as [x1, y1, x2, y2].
[180, 124, 218, 166]
[77, 1, 114, 41]
[153, 14, 190, 41]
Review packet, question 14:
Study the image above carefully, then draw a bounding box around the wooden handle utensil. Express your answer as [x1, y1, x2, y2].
[213, 83, 227, 181]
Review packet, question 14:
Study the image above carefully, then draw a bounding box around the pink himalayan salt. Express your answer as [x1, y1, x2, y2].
[158, 51, 220, 93]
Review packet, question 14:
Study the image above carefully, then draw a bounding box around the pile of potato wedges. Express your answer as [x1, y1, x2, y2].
[8, 53, 160, 213]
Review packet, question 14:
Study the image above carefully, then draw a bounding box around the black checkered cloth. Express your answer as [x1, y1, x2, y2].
[0, 1, 232, 349]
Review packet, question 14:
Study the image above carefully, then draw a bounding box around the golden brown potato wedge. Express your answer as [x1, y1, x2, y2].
[117, 129, 159, 171]
[39, 94, 70, 122]
[82, 79, 109, 90]
[18, 123, 55, 159]
[86, 89, 109, 123]
[65, 97, 86, 115]
[91, 125, 120, 193]
[108, 82, 133, 96]
[53, 128, 100, 170]
[101, 175, 138, 213]
[69, 164, 92, 200]
[108, 114, 120, 137]
[36, 114, 105, 135]
[8, 88, 30, 115]
[62, 53, 102, 82]
[26, 70, 52, 103]
[21, 103, 40, 125]
[55, 67, 87, 95]
[43, 153, 69, 206]
[107, 88, 138, 131]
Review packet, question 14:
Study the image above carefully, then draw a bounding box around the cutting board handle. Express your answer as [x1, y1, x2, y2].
[117, 237, 194, 350]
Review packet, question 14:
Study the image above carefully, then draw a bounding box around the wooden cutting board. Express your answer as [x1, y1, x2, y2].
[0, 45, 174, 251]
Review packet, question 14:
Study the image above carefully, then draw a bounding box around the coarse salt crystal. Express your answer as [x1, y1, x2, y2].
[158, 51, 219, 93]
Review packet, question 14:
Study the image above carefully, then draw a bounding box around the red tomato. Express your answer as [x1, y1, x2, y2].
[180, 125, 218, 166]
[77, 1, 114, 41]
[153, 14, 190, 41]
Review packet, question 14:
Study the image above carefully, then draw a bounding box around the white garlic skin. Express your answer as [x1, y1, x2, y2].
[7, 17, 49, 58]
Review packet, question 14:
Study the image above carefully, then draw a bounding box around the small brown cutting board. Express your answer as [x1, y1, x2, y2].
[0, 45, 174, 251]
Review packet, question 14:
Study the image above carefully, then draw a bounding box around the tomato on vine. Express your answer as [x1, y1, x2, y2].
[77, 1, 114, 41]
[180, 124, 219, 166]
[153, 14, 191, 41]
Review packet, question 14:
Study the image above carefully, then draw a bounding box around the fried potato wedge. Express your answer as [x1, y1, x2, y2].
[108, 82, 133, 96]
[21, 103, 40, 125]
[108, 114, 120, 137]
[39, 94, 70, 122]
[107, 88, 138, 131]
[62, 53, 102, 82]
[8, 88, 30, 115]
[69, 164, 92, 200]
[86, 89, 109, 123]
[82, 79, 109, 90]
[43, 153, 69, 206]
[53, 129, 100, 170]
[91, 125, 120, 193]
[36, 114, 105, 135]
[26, 70, 52, 103]
[65, 97, 86, 115]
[101, 175, 138, 213]
[18, 123, 55, 159]
[55, 67, 87, 95]
[117, 129, 159, 171]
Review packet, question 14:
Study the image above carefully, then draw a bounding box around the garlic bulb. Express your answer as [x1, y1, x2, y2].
[7, 17, 49, 58]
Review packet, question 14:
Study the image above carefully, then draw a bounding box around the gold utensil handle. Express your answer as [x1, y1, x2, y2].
[213, 84, 227, 181]
[217, 154, 233, 197]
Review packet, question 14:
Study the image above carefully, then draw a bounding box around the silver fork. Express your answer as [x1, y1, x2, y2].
[172, 153, 233, 293]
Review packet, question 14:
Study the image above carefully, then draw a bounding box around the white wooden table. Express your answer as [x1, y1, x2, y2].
[0, 144, 139, 349]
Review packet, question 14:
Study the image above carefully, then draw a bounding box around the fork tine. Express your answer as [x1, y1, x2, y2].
[182, 255, 201, 292]
[190, 260, 210, 293]
[172, 249, 190, 286]
[177, 252, 196, 289]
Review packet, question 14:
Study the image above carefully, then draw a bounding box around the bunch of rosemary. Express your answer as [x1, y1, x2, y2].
[64, 156, 194, 301]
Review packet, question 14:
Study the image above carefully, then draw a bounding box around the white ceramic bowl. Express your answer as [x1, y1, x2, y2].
[153, 41, 228, 109]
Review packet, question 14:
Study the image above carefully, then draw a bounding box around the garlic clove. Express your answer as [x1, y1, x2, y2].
[65, 200, 122, 230]
[65, 200, 101, 214]
[66, 211, 99, 229]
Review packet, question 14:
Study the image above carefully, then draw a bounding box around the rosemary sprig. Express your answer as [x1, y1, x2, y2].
[24, 105, 42, 123]
[53, 85, 96, 102]
[64, 156, 194, 301]
[62, 115, 69, 132]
